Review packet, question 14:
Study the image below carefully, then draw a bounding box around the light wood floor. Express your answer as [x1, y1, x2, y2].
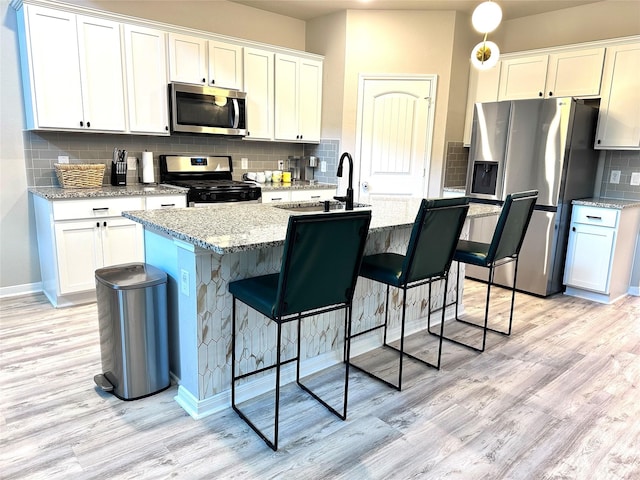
[1, 280, 639, 479]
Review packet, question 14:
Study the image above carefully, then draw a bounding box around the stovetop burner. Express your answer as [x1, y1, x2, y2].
[159, 154, 261, 204]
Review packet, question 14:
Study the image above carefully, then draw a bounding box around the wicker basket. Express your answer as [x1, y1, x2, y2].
[54, 163, 105, 188]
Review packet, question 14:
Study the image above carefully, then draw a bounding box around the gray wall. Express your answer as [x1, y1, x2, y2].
[1, 0, 640, 292]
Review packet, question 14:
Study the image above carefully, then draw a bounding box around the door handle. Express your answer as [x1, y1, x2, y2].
[361, 181, 370, 193]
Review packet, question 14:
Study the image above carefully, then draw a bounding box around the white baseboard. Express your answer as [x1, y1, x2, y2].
[0, 282, 43, 298]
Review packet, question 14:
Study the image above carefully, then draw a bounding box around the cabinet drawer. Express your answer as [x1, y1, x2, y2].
[290, 189, 335, 202]
[145, 194, 186, 210]
[261, 191, 291, 203]
[572, 205, 618, 227]
[52, 197, 144, 220]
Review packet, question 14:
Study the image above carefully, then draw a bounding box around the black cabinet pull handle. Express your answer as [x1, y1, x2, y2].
[165, 126, 169, 131]
[586, 215, 602, 220]
[96, 222, 100, 228]
[161, 203, 175, 207]
[87, 121, 90, 128]
[549, 92, 553, 96]
[211, 80, 215, 85]
[538, 92, 543, 97]
[597, 139, 601, 144]
[572, 226, 576, 232]
[103, 221, 107, 227]
[92, 207, 109, 212]
[202, 77, 206, 83]
[80, 121, 84, 127]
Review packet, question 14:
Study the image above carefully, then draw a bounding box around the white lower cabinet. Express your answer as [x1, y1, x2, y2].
[564, 204, 640, 304]
[33, 194, 186, 307]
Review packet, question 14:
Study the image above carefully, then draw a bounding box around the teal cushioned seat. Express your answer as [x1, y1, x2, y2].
[351, 197, 470, 391]
[444, 190, 538, 353]
[228, 210, 372, 451]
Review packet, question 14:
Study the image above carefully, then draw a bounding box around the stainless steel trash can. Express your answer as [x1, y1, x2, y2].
[94, 262, 169, 400]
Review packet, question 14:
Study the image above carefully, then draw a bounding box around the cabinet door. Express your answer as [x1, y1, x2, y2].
[564, 223, 615, 293]
[274, 54, 299, 141]
[209, 41, 243, 89]
[124, 25, 169, 135]
[24, 6, 84, 129]
[76, 16, 126, 132]
[100, 218, 144, 266]
[54, 220, 102, 294]
[243, 47, 274, 140]
[168, 33, 207, 85]
[298, 58, 323, 142]
[546, 48, 604, 98]
[463, 64, 501, 146]
[595, 43, 640, 149]
[498, 55, 548, 100]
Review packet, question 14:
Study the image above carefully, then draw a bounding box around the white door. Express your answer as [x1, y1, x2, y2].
[55, 220, 102, 294]
[357, 76, 436, 200]
[209, 41, 243, 89]
[101, 218, 144, 266]
[244, 47, 274, 140]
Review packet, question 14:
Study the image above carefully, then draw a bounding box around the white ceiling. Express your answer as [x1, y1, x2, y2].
[228, 0, 602, 22]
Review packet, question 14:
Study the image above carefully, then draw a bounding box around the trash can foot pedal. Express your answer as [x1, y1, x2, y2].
[94, 374, 114, 392]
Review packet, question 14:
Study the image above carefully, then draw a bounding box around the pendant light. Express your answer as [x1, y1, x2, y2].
[470, 1, 502, 70]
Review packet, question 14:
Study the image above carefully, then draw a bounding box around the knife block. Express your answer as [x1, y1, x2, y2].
[110, 162, 127, 186]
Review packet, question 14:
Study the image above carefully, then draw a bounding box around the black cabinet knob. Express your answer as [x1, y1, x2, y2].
[211, 80, 215, 85]
[80, 121, 84, 127]
[538, 92, 543, 97]
[549, 92, 553, 96]
[165, 126, 169, 131]
[597, 139, 601, 144]
[202, 78, 206, 83]
[572, 227, 576, 232]
[96, 222, 99, 228]
[103, 221, 107, 227]
[87, 121, 90, 128]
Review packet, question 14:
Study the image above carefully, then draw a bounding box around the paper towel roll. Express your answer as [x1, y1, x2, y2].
[141, 151, 155, 184]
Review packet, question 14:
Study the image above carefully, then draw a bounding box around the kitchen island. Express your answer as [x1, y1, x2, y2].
[123, 198, 500, 418]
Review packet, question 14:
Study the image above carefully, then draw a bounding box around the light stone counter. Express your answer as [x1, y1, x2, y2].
[258, 181, 337, 192]
[572, 197, 640, 209]
[29, 184, 188, 200]
[126, 198, 500, 419]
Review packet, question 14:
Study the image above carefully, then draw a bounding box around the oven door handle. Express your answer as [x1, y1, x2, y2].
[232, 98, 239, 129]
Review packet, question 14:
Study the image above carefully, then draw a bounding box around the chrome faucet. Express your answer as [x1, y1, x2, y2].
[334, 152, 354, 210]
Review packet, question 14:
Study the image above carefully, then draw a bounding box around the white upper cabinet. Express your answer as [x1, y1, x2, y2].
[123, 25, 169, 135]
[168, 33, 243, 89]
[274, 54, 322, 142]
[209, 41, 243, 90]
[498, 55, 549, 100]
[243, 47, 274, 140]
[595, 42, 640, 150]
[498, 48, 604, 100]
[463, 64, 501, 146]
[18, 5, 126, 132]
[546, 48, 604, 98]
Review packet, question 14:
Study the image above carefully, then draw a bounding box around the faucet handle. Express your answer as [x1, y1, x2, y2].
[333, 195, 347, 202]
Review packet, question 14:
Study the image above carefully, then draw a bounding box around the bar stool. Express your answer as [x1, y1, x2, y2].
[228, 210, 371, 450]
[432, 190, 537, 352]
[349, 197, 469, 391]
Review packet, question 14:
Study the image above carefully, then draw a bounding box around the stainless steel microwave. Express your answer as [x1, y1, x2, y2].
[169, 82, 247, 136]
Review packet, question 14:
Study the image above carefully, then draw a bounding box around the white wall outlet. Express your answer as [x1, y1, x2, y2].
[57, 155, 69, 164]
[610, 170, 621, 184]
[320, 160, 327, 173]
[127, 157, 137, 170]
[631, 172, 640, 186]
[181, 269, 189, 296]
[241, 157, 248, 169]
[278, 160, 285, 170]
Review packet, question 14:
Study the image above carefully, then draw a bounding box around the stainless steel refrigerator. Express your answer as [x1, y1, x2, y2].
[465, 97, 599, 296]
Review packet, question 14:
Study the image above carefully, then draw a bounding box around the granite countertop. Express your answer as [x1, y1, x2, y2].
[29, 184, 188, 200]
[257, 181, 337, 192]
[123, 197, 500, 254]
[572, 197, 640, 209]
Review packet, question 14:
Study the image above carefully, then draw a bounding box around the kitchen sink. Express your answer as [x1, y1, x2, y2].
[274, 200, 370, 213]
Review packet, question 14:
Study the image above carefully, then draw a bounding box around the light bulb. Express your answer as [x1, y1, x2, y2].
[472, 1, 502, 33]
[470, 40, 500, 70]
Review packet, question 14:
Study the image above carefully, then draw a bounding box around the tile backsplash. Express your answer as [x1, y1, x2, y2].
[23, 131, 340, 187]
[599, 150, 640, 200]
[443, 141, 468, 188]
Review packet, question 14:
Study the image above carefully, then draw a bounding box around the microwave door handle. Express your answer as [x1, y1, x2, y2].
[232, 98, 239, 129]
